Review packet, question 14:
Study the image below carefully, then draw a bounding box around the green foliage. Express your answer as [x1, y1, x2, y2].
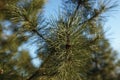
[0, 0, 120, 80]
[0, 0, 45, 79]
[0, 0, 19, 19]
[86, 24, 119, 80]
[27, 0, 119, 80]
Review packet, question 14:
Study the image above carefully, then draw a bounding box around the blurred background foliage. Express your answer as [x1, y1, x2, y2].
[0, 0, 120, 80]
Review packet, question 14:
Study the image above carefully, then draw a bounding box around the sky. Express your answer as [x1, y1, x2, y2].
[44, 0, 120, 58]
[106, 11, 120, 57]
[105, 1, 120, 57]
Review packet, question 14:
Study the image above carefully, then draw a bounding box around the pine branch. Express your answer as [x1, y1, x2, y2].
[65, 0, 81, 53]
[68, 0, 81, 27]
[32, 29, 47, 42]
[26, 54, 56, 80]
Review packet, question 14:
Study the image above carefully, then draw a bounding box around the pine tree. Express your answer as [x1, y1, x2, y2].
[0, 0, 119, 80]
[0, 0, 19, 19]
[86, 24, 119, 80]
[0, 0, 45, 79]
[64, 0, 119, 80]
[0, 15, 36, 80]
[26, 0, 118, 80]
